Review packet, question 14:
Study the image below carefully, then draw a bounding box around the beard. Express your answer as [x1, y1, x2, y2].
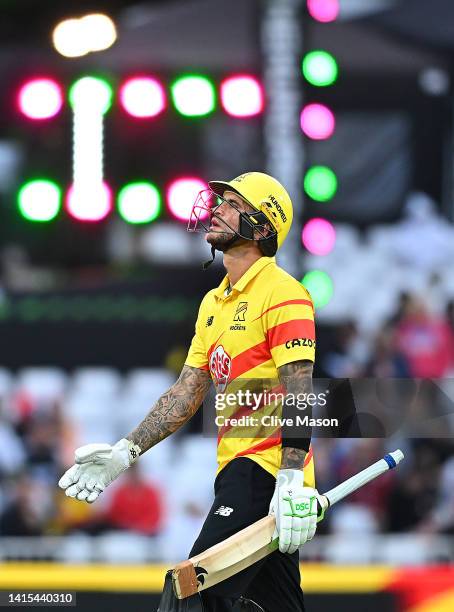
[205, 228, 238, 252]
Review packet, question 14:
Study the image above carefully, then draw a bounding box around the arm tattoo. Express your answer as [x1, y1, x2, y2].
[278, 360, 314, 470]
[127, 365, 211, 454]
[278, 360, 314, 395]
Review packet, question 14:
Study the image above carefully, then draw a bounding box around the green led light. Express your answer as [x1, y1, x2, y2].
[118, 182, 161, 224]
[301, 270, 333, 309]
[304, 166, 338, 201]
[302, 51, 338, 87]
[69, 76, 113, 114]
[18, 179, 61, 222]
[171, 75, 216, 117]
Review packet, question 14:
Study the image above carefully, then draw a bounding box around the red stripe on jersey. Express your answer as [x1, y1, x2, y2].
[303, 445, 313, 468]
[253, 299, 314, 322]
[229, 340, 272, 379]
[266, 319, 315, 350]
[233, 434, 281, 458]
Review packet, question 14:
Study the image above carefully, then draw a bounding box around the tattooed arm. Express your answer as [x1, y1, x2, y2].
[278, 360, 314, 470]
[127, 365, 212, 454]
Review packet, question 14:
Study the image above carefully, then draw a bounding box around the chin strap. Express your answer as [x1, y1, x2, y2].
[202, 245, 216, 270]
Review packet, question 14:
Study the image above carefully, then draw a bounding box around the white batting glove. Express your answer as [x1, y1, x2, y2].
[269, 469, 322, 554]
[58, 438, 141, 503]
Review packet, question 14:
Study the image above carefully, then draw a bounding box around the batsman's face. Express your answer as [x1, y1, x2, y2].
[206, 190, 254, 249]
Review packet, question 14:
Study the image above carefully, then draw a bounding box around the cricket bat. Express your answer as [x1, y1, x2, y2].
[171, 449, 404, 599]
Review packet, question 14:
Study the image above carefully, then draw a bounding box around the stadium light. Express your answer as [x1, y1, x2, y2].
[118, 182, 161, 224]
[52, 18, 88, 58]
[52, 14, 117, 58]
[302, 51, 338, 87]
[69, 76, 112, 114]
[301, 269, 333, 308]
[119, 77, 166, 118]
[300, 103, 335, 139]
[302, 218, 336, 255]
[171, 75, 215, 117]
[66, 182, 112, 222]
[167, 177, 208, 221]
[69, 77, 112, 222]
[81, 14, 117, 53]
[307, 0, 340, 23]
[220, 75, 263, 117]
[18, 78, 63, 120]
[18, 179, 61, 222]
[304, 166, 338, 201]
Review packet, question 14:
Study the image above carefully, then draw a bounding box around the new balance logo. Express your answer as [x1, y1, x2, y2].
[214, 506, 234, 516]
[206, 316, 214, 327]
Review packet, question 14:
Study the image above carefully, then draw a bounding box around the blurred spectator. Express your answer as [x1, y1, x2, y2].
[24, 411, 60, 472]
[446, 298, 454, 332]
[422, 455, 454, 534]
[0, 418, 26, 477]
[395, 296, 454, 378]
[322, 321, 369, 378]
[387, 442, 440, 532]
[103, 463, 164, 535]
[336, 440, 395, 527]
[0, 474, 53, 536]
[366, 325, 411, 377]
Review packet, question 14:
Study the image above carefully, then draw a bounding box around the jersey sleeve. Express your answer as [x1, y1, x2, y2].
[263, 280, 316, 369]
[185, 295, 210, 371]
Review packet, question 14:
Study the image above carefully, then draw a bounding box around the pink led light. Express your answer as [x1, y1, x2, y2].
[119, 77, 166, 118]
[18, 78, 63, 120]
[167, 177, 208, 222]
[307, 0, 339, 23]
[302, 218, 336, 255]
[66, 182, 112, 221]
[300, 103, 335, 140]
[220, 75, 264, 118]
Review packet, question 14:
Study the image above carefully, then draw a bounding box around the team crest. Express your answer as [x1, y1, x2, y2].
[209, 345, 231, 392]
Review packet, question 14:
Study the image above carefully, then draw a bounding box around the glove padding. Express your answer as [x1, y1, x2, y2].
[269, 469, 322, 554]
[58, 438, 140, 503]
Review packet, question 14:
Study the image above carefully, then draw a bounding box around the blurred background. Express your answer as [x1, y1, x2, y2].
[1, 0, 454, 610]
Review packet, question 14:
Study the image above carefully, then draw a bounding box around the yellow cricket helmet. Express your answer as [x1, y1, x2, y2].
[208, 171, 293, 255]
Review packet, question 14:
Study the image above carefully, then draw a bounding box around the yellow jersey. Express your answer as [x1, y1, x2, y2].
[185, 256, 316, 486]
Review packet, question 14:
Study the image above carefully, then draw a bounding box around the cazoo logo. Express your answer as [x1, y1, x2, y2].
[209, 345, 232, 392]
[285, 338, 316, 349]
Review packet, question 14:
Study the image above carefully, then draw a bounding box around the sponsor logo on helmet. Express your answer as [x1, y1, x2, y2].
[268, 195, 287, 222]
[209, 345, 231, 392]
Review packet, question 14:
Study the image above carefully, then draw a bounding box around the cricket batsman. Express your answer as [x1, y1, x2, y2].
[59, 172, 321, 611]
